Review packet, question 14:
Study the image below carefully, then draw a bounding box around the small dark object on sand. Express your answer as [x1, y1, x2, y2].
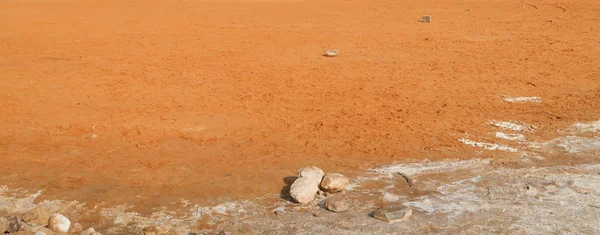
[397, 172, 414, 187]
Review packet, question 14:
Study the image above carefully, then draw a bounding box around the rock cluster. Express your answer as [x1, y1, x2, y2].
[289, 166, 351, 212]
[0, 211, 103, 235]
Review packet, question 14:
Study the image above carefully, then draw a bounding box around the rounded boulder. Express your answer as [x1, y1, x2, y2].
[320, 173, 350, 193]
[290, 177, 320, 204]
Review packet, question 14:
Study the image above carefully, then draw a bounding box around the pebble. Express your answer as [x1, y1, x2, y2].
[69, 222, 83, 234]
[0, 217, 9, 234]
[290, 176, 320, 204]
[325, 194, 349, 212]
[323, 50, 339, 57]
[297, 166, 324, 181]
[36, 227, 54, 235]
[142, 225, 167, 235]
[373, 205, 413, 223]
[47, 214, 71, 233]
[34, 231, 47, 235]
[271, 207, 285, 215]
[20, 222, 39, 232]
[82, 228, 98, 235]
[23, 208, 51, 226]
[423, 15, 432, 23]
[320, 173, 350, 193]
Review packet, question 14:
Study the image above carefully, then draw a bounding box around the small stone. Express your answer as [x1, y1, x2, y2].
[82, 228, 97, 235]
[36, 227, 54, 235]
[297, 166, 325, 180]
[69, 223, 83, 234]
[320, 173, 350, 193]
[34, 231, 47, 235]
[323, 50, 339, 57]
[7, 216, 24, 233]
[325, 194, 349, 212]
[272, 209, 284, 215]
[20, 222, 40, 232]
[142, 225, 167, 235]
[0, 217, 9, 233]
[423, 15, 432, 23]
[373, 205, 412, 223]
[289, 177, 320, 204]
[48, 214, 71, 233]
[271, 206, 285, 215]
[23, 208, 52, 226]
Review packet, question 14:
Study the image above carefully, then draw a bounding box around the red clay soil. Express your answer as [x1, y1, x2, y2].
[1, 0, 599, 211]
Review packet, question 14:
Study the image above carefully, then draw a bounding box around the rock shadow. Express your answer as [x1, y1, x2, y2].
[280, 176, 298, 202]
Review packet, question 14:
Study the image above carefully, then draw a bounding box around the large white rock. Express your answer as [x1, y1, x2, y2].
[297, 166, 324, 180]
[320, 173, 350, 193]
[47, 213, 71, 232]
[290, 177, 320, 204]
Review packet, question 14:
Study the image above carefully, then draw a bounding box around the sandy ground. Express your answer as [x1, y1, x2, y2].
[1, 119, 599, 234]
[1, 0, 600, 232]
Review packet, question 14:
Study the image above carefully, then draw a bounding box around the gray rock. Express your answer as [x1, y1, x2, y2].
[47, 214, 71, 232]
[290, 177, 320, 204]
[320, 173, 350, 193]
[7, 216, 23, 233]
[373, 205, 412, 222]
[20, 222, 41, 232]
[325, 194, 349, 212]
[297, 166, 324, 181]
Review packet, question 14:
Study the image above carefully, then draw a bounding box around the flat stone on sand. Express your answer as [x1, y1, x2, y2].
[373, 205, 412, 223]
[323, 50, 339, 57]
[325, 194, 349, 212]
